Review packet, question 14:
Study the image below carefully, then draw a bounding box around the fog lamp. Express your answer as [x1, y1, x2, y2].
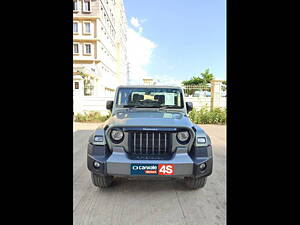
[199, 163, 206, 170]
[93, 161, 101, 168]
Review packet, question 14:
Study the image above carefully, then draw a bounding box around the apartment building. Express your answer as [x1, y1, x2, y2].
[73, 0, 128, 98]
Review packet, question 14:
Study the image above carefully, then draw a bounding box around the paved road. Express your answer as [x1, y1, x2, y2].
[73, 123, 226, 225]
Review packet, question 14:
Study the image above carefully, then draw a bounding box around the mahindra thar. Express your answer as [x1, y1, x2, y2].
[87, 85, 213, 189]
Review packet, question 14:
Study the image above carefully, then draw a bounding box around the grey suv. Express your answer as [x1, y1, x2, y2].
[87, 85, 213, 189]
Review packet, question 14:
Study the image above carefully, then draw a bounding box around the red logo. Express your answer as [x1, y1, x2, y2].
[158, 164, 174, 175]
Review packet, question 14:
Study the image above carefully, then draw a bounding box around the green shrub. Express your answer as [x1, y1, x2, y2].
[74, 111, 111, 123]
[188, 107, 226, 124]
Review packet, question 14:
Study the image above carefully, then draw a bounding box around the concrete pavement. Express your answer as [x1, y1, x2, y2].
[73, 123, 226, 225]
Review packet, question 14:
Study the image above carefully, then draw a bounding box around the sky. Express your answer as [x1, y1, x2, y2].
[124, 0, 226, 85]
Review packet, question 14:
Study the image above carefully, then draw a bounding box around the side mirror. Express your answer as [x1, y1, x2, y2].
[106, 100, 113, 111]
[186, 102, 193, 113]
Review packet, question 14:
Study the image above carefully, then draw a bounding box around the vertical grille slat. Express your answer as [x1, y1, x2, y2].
[165, 133, 167, 153]
[146, 133, 148, 154]
[140, 133, 142, 153]
[128, 130, 172, 157]
[158, 133, 161, 154]
[134, 132, 136, 153]
[152, 133, 154, 155]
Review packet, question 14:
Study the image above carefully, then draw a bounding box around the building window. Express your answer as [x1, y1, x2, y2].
[73, 0, 78, 11]
[84, 44, 92, 55]
[73, 43, 79, 54]
[83, 22, 91, 34]
[84, 79, 94, 96]
[83, 0, 91, 12]
[73, 22, 78, 33]
[74, 82, 79, 89]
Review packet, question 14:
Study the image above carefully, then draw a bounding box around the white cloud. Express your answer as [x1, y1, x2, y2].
[151, 74, 183, 86]
[130, 17, 140, 28]
[127, 19, 157, 84]
[127, 17, 182, 86]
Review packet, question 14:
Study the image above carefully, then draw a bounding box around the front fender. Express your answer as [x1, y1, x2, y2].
[193, 124, 212, 146]
[88, 126, 107, 145]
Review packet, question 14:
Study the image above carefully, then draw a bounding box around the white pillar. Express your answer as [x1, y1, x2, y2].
[73, 76, 84, 114]
[211, 80, 222, 110]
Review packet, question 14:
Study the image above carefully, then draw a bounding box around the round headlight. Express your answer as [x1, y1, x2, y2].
[110, 129, 124, 141]
[177, 131, 190, 143]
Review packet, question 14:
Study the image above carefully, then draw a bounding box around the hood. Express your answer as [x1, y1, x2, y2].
[104, 110, 194, 128]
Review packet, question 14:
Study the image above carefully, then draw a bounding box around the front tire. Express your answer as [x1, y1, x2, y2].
[184, 176, 207, 189]
[91, 173, 113, 188]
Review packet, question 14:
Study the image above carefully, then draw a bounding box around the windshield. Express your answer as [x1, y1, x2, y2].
[116, 88, 184, 108]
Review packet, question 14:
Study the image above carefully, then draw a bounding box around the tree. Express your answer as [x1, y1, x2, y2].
[78, 71, 96, 96]
[182, 69, 215, 96]
[182, 68, 215, 86]
[200, 69, 214, 85]
[182, 76, 204, 86]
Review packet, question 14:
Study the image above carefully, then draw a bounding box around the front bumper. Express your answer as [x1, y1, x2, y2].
[87, 144, 213, 178]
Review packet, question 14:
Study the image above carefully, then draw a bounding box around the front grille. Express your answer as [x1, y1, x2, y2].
[128, 131, 172, 156]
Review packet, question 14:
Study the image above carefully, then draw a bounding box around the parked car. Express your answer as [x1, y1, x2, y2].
[204, 91, 211, 97]
[193, 91, 203, 97]
[87, 85, 213, 189]
[192, 90, 211, 97]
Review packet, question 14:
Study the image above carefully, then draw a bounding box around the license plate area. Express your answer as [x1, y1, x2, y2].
[130, 164, 174, 175]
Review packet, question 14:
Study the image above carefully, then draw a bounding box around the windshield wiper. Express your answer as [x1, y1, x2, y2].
[123, 104, 161, 108]
[123, 105, 140, 108]
[159, 106, 180, 109]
